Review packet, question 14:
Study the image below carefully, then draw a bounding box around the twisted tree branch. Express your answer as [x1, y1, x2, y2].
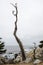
[11, 3, 26, 61]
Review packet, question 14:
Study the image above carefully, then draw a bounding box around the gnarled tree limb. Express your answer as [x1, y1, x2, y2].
[11, 3, 26, 61]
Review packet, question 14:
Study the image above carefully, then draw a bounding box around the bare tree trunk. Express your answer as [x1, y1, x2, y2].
[11, 3, 26, 61]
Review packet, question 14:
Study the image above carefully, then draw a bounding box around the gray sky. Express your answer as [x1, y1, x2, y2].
[0, 0, 43, 46]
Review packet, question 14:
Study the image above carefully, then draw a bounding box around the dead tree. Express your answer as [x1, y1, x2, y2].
[11, 3, 26, 61]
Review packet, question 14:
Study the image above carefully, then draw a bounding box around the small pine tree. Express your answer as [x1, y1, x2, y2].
[0, 38, 6, 54]
[39, 40, 43, 48]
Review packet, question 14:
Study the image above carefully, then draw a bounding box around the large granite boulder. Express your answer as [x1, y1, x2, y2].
[24, 58, 33, 63]
[13, 55, 22, 63]
[33, 59, 42, 64]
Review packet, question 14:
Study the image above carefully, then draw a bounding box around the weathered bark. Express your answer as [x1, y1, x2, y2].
[11, 3, 26, 61]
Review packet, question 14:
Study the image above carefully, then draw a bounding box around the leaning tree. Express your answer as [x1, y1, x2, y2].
[11, 3, 26, 61]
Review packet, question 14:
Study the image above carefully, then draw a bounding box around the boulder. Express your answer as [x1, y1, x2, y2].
[35, 53, 41, 58]
[0, 60, 3, 64]
[24, 58, 32, 63]
[13, 55, 22, 63]
[1, 58, 8, 64]
[33, 59, 42, 64]
[8, 59, 14, 64]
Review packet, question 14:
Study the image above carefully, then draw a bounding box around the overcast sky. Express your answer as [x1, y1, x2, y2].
[0, 0, 43, 46]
